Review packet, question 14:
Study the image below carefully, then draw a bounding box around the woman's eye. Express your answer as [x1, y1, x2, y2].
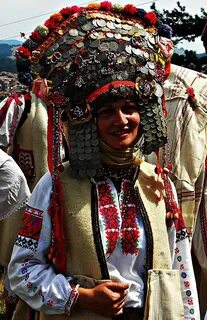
[97, 108, 113, 117]
[123, 104, 138, 114]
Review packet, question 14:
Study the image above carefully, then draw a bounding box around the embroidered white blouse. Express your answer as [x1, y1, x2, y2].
[0, 149, 30, 220]
[8, 172, 199, 318]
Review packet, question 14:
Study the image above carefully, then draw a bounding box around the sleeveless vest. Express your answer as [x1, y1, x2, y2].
[40, 161, 184, 320]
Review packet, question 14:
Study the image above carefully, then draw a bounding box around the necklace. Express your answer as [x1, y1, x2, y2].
[102, 165, 137, 181]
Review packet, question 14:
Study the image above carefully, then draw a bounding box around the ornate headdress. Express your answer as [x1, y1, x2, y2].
[16, 2, 173, 179]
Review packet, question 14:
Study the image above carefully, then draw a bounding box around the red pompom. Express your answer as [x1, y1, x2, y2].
[100, 1, 112, 11]
[144, 12, 158, 25]
[124, 4, 137, 15]
[59, 6, 81, 17]
[44, 18, 59, 31]
[30, 30, 45, 42]
[15, 46, 31, 58]
[50, 13, 64, 22]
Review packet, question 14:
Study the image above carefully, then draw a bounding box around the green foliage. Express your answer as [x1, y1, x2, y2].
[151, 1, 207, 44]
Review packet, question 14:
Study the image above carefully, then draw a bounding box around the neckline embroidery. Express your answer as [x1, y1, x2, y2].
[96, 177, 140, 257]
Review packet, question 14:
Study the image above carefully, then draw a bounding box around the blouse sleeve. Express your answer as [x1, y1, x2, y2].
[0, 149, 31, 220]
[168, 181, 200, 320]
[8, 172, 77, 316]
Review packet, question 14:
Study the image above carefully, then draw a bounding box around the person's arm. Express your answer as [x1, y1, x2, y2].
[0, 149, 31, 220]
[168, 181, 200, 319]
[8, 172, 128, 317]
[8, 173, 77, 315]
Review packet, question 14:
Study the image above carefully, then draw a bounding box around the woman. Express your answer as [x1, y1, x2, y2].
[8, 2, 199, 319]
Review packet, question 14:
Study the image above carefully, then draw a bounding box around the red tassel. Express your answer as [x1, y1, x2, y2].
[50, 175, 66, 274]
[47, 105, 53, 173]
[162, 94, 168, 117]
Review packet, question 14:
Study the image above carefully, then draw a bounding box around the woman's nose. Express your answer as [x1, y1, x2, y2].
[114, 110, 128, 125]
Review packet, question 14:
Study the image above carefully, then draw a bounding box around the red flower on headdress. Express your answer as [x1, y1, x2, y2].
[15, 46, 31, 58]
[100, 1, 112, 11]
[30, 30, 45, 42]
[60, 6, 81, 17]
[144, 12, 158, 25]
[124, 4, 137, 15]
[44, 18, 59, 31]
[50, 13, 64, 22]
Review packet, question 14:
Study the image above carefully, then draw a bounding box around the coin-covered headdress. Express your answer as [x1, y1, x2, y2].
[16, 2, 173, 178]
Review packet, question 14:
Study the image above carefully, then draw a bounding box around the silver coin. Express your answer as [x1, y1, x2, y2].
[98, 43, 109, 51]
[90, 32, 99, 39]
[85, 154, 92, 160]
[143, 124, 150, 131]
[129, 57, 137, 65]
[148, 36, 155, 45]
[114, 23, 122, 28]
[92, 146, 99, 152]
[45, 49, 54, 56]
[125, 45, 132, 54]
[76, 134, 84, 141]
[65, 38, 75, 45]
[155, 83, 163, 97]
[92, 19, 98, 27]
[122, 24, 132, 31]
[143, 51, 149, 59]
[109, 42, 118, 51]
[149, 69, 156, 76]
[58, 37, 66, 45]
[97, 19, 106, 27]
[82, 22, 94, 31]
[77, 141, 84, 148]
[89, 40, 100, 48]
[132, 48, 141, 56]
[69, 47, 77, 55]
[84, 133, 91, 141]
[85, 141, 91, 147]
[107, 21, 115, 29]
[76, 42, 84, 48]
[120, 29, 128, 35]
[106, 32, 114, 38]
[147, 61, 155, 69]
[69, 29, 79, 37]
[78, 154, 85, 161]
[78, 30, 86, 36]
[140, 66, 148, 74]
[139, 29, 147, 37]
[85, 146, 92, 153]
[79, 16, 87, 24]
[86, 168, 96, 177]
[114, 33, 122, 40]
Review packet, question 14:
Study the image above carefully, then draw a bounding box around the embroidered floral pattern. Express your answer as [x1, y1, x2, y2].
[175, 243, 195, 318]
[15, 205, 43, 251]
[120, 180, 140, 255]
[97, 180, 120, 255]
[97, 178, 140, 256]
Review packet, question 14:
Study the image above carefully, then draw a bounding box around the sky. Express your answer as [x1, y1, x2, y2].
[0, 0, 206, 53]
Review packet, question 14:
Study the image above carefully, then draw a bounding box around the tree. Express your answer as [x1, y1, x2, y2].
[151, 1, 207, 44]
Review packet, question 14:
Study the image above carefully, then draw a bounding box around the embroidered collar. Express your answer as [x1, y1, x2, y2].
[96, 177, 140, 257]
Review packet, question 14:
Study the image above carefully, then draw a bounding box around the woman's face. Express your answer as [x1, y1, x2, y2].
[96, 98, 140, 150]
